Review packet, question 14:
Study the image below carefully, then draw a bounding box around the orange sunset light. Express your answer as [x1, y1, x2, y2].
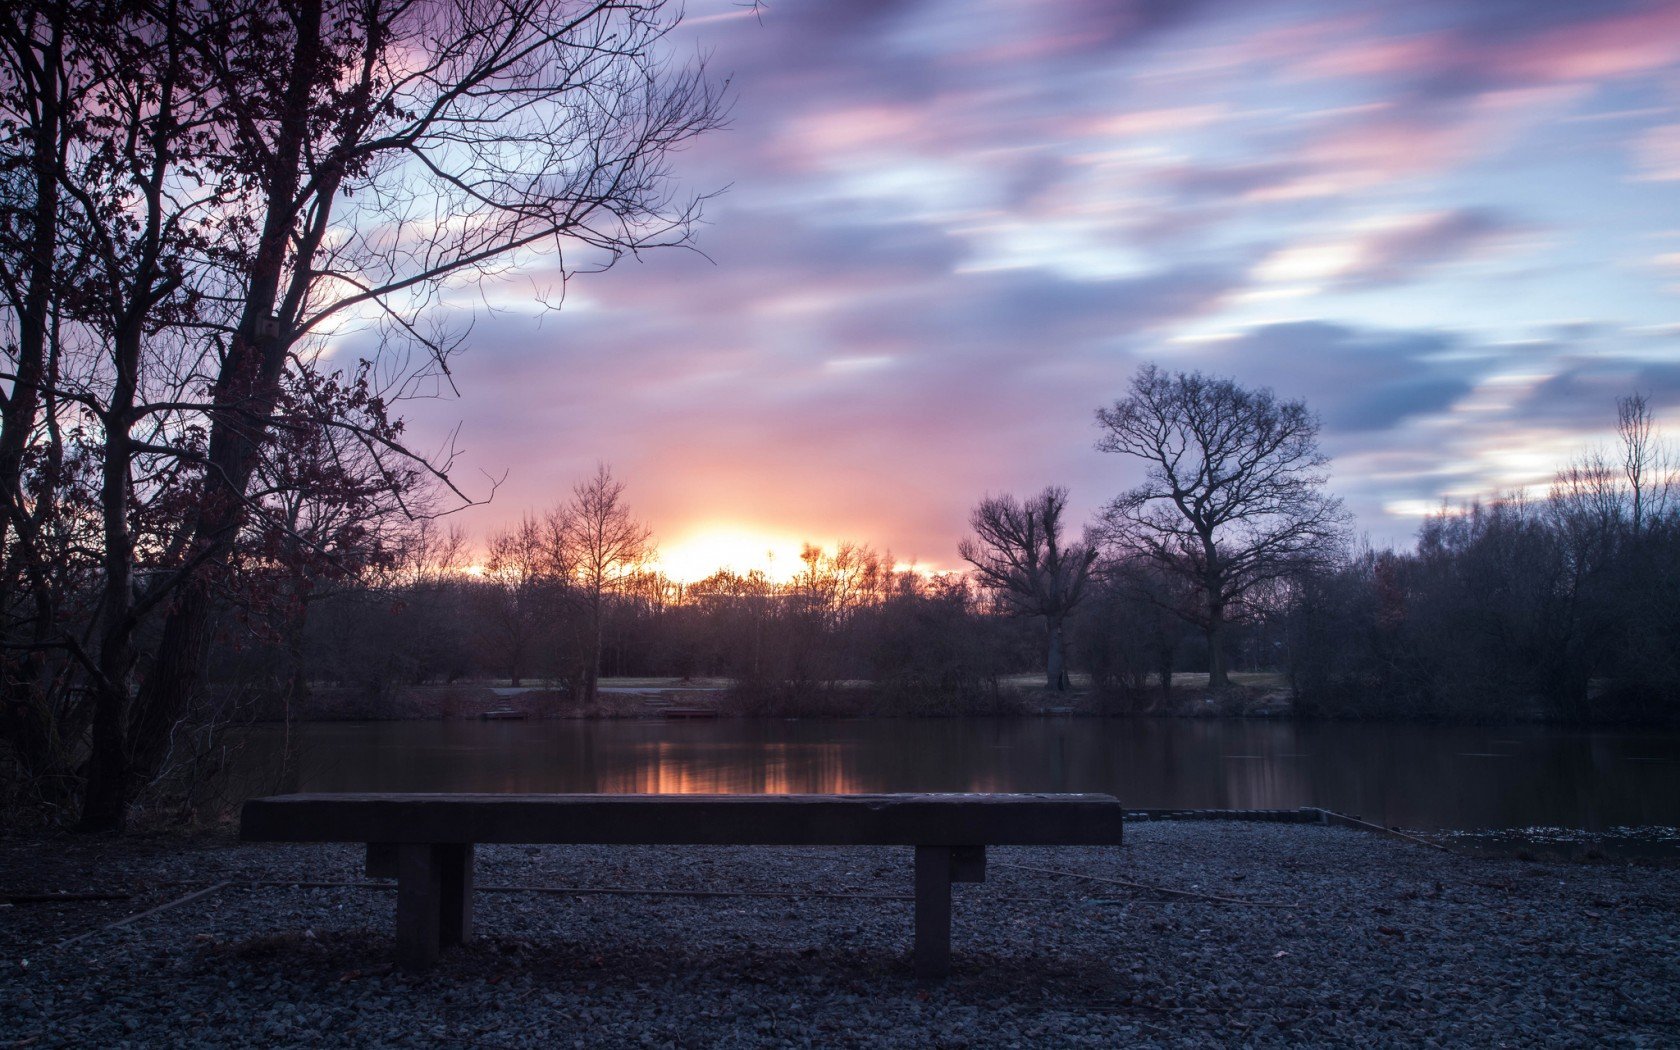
[655, 526, 812, 583]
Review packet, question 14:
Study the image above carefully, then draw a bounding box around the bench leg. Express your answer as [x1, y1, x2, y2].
[395, 844, 443, 969]
[914, 846, 953, 980]
[393, 844, 475, 968]
[913, 845, 987, 980]
[366, 842, 397, 878]
[439, 843, 474, 948]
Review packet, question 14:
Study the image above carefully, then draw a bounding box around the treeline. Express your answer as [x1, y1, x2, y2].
[217, 528, 1042, 718]
[1289, 408, 1680, 722]
[212, 391, 1680, 728]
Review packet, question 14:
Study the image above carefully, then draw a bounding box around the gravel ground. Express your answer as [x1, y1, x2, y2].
[2, 823, 1676, 1048]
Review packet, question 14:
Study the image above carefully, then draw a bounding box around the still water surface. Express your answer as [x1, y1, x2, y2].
[239, 718, 1680, 831]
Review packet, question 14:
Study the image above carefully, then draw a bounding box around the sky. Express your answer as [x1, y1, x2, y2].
[404, 0, 1680, 579]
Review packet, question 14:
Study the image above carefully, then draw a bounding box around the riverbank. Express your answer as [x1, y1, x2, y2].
[4, 823, 1674, 1046]
[237, 673, 1680, 726]
[239, 673, 1292, 723]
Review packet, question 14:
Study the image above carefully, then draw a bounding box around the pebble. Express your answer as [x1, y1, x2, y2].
[1, 824, 1675, 1046]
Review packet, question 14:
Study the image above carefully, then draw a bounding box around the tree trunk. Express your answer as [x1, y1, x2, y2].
[585, 589, 603, 705]
[1206, 609, 1230, 689]
[79, 267, 148, 830]
[1204, 549, 1230, 689]
[125, 584, 213, 789]
[1045, 615, 1066, 691]
[284, 597, 309, 707]
[80, 428, 138, 831]
[0, 17, 64, 761]
[124, 0, 325, 793]
[0, 15, 60, 568]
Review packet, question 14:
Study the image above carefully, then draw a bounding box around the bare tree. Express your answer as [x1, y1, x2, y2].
[124, 0, 725, 826]
[959, 486, 1096, 691]
[1618, 392, 1673, 534]
[562, 464, 653, 703]
[1095, 365, 1349, 689]
[479, 515, 552, 688]
[0, 0, 725, 829]
[1550, 392, 1676, 581]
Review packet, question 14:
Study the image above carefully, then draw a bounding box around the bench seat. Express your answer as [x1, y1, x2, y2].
[240, 792, 1125, 978]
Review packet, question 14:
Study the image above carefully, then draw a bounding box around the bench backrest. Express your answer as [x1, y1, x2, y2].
[240, 792, 1125, 846]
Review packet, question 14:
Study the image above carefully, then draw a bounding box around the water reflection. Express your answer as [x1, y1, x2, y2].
[234, 718, 1680, 831]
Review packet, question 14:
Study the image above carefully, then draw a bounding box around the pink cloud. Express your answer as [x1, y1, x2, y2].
[776, 104, 937, 167]
[1080, 104, 1229, 139]
[1494, 2, 1680, 83]
[1297, 34, 1451, 80]
[395, 0, 1680, 561]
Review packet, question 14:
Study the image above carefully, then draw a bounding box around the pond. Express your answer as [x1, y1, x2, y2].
[233, 717, 1680, 832]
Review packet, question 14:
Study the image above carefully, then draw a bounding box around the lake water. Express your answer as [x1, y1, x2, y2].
[234, 717, 1680, 831]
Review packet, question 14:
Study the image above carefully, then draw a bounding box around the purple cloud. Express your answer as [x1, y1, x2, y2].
[389, 0, 1680, 563]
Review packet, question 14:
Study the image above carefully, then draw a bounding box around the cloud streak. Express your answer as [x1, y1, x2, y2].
[406, 0, 1680, 562]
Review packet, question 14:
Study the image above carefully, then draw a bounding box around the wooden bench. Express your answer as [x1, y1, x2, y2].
[240, 792, 1124, 978]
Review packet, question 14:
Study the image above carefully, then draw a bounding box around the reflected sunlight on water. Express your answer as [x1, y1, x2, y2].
[594, 741, 857, 794]
[232, 718, 1680, 831]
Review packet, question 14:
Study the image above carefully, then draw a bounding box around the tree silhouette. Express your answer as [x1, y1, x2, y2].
[0, 0, 726, 829]
[1096, 365, 1349, 689]
[562, 464, 654, 704]
[960, 486, 1096, 691]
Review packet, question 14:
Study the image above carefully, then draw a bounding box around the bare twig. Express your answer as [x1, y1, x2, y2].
[52, 881, 231, 952]
[992, 862, 1296, 907]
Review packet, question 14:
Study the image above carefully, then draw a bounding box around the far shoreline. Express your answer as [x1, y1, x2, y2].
[229, 675, 1680, 729]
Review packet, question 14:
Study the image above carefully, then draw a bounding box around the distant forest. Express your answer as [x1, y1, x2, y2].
[211, 387, 1679, 729]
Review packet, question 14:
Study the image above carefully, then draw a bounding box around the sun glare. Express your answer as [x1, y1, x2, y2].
[657, 527, 809, 583]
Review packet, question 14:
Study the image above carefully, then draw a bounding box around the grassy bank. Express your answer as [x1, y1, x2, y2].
[232, 670, 1678, 725]
[232, 672, 1297, 722]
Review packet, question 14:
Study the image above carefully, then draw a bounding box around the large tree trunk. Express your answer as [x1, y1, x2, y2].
[123, 0, 325, 798]
[0, 14, 60, 566]
[284, 595, 309, 708]
[584, 589, 603, 705]
[0, 16, 64, 764]
[1203, 548, 1231, 689]
[125, 584, 215, 789]
[79, 410, 138, 831]
[79, 266, 148, 829]
[1205, 608, 1230, 689]
[1045, 615, 1066, 691]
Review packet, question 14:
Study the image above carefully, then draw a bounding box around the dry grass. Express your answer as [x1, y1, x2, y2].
[1154, 671, 1289, 690]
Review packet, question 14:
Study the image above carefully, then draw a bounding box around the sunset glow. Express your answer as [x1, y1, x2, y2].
[395, 0, 1680, 559]
[656, 527, 811, 583]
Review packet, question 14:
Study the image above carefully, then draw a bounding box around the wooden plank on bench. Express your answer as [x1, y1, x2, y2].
[240, 792, 1126, 846]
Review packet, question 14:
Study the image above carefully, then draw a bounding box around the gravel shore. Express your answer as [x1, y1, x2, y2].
[2, 822, 1676, 1047]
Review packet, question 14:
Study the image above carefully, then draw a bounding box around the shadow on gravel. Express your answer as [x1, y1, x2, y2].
[198, 931, 1123, 1005]
[199, 929, 385, 971]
